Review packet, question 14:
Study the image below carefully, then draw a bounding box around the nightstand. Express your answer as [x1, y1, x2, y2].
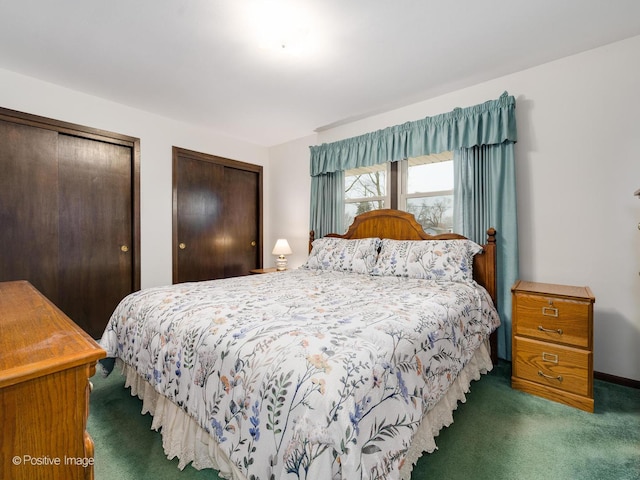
[249, 267, 281, 274]
[511, 280, 595, 412]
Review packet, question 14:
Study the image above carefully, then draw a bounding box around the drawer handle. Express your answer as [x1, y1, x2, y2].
[538, 325, 563, 335]
[542, 306, 559, 317]
[538, 370, 563, 382]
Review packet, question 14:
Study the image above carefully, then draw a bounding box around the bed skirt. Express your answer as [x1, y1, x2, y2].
[113, 339, 493, 480]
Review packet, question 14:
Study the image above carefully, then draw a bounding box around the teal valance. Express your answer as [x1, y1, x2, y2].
[310, 91, 517, 176]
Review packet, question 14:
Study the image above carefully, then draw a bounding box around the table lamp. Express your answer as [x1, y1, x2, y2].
[272, 238, 292, 271]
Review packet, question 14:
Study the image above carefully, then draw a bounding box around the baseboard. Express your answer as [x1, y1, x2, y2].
[594, 371, 640, 389]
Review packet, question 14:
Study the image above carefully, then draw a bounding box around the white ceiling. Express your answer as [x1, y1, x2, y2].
[1, 1, 639, 147]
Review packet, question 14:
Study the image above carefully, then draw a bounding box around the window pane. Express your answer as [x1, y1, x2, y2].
[345, 165, 387, 200]
[406, 195, 453, 234]
[345, 200, 386, 228]
[408, 159, 453, 194]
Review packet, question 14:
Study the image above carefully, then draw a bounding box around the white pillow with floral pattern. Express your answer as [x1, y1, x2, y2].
[301, 237, 381, 274]
[371, 238, 482, 282]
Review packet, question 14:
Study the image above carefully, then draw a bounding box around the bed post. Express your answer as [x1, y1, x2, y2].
[484, 227, 497, 303]
[482, 227, 498, 364]
[309, 230, 315, 254]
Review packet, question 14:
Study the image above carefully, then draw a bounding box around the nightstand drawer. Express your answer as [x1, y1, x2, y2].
[513, 337, 591, 397]
[514, 293, 590, 348]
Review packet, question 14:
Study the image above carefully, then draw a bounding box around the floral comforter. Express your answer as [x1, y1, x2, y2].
[100, 269, 499, 480]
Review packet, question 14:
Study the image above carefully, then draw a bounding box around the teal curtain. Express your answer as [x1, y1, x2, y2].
[310, 170, 345, 238]
[310, 92, 516, 175]
[454, 144, 519, 360]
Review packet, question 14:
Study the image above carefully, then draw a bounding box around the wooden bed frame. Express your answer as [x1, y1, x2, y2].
[310, 209, 498, 361]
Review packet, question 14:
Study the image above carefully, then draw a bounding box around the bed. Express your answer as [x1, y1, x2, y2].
[99, 209, 500, 480]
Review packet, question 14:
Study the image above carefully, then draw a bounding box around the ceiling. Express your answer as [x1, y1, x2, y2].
[1, 1, 639, 147]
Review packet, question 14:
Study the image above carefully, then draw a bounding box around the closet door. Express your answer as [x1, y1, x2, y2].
[0, 108, 140, 339]
[223, 166, 260, 277]
[173, 147, 262, 284]
[174, 154, 226, 283]
[0, 120, 59, 300]
[57, 134, 134, 338]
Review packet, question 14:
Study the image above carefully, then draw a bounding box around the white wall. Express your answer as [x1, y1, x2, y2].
[0, 68, 270, 289]
[267, 135, 314, 269]
[269, 35, 640, 381]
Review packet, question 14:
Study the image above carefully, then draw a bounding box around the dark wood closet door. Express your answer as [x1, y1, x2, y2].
[224, 167, 260, 277]
[57, 134, 134, 338]
[0, 107, 140, 339]
[174, 155, 226, 283]
[0, 120, 59, 300]
[173, 148, 262, 284]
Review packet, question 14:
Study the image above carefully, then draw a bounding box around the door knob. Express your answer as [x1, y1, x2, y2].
[120, 245, 129, 252]
[179, 243, 186, 250]
[250, 241, 256, 247]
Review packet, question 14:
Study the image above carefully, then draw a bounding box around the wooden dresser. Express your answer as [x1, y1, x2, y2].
[0, 281, 106, 479]
[511, 280, 595, 412]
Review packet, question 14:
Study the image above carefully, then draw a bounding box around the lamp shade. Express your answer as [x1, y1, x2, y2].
[272, 239, 292, 256]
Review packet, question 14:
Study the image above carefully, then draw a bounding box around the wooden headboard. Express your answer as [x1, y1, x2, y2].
[309, 209, 497, 303]
[309, 209, 498, 361]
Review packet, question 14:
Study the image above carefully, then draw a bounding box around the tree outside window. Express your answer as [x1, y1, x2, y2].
[344, 164, 387, 228]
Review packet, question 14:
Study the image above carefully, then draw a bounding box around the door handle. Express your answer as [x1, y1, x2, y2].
[250, 241, 256, 247]
[120, 245, 129, 252]
[179, 243, 186, 250]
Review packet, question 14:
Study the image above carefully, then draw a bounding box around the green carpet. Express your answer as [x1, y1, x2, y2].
[88, 362, 640, 479]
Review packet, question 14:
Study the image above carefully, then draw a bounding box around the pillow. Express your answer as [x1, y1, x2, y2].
[301, 237, 381, 274]
[371, 238, 483, 282]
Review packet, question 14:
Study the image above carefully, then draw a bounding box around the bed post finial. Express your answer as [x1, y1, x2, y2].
[486, 227, 496, 245]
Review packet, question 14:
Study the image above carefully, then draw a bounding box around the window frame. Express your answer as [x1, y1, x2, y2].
[344, 153, 453, 233]
[399, 155, 454, 233]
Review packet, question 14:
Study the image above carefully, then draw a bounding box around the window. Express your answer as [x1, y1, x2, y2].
[344, 163, 388, 229]
[401, 152, 454, 234]
[344, 152, 453, 233]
